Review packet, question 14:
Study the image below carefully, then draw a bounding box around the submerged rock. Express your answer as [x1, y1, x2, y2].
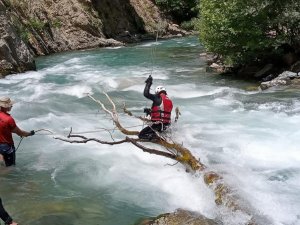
[136, 209, 220, 225]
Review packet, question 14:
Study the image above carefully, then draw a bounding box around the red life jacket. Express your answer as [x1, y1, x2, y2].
[151, 94, 173, 124]
[0, 111, 16, 145]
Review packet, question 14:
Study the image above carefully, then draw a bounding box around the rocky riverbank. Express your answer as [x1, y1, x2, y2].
[0, 0, 190, 77]
[203, 49, 300, 90]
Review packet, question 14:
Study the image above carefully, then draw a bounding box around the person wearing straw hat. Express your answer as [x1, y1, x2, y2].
[0, 96, 35, 167]
[0, 197, 18, 225]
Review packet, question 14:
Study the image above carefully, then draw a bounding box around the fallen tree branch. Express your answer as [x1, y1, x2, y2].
[55, 93, 263, 224]
[175, 107, 181, 122]
[87, 93, 139, 135]
[54, 135, 176, 160]
[123, 102, 151, 122]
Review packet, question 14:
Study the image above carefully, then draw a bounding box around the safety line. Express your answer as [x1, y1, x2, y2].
[34, 124, 144, 136]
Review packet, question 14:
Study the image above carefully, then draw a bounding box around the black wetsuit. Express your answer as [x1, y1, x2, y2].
[138, 82, 169, 140]
[0, 198, 13, 225]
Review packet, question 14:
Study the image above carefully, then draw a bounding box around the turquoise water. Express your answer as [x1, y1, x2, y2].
[1, 36, 300, 225]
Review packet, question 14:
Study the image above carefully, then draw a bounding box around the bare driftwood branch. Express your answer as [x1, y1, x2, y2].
[88, 93, 139, 135]
[123, 102, 151, 122]
[55, 135, 128, 145]
[54, 134, 176, 160]
[175, 107, 181, 122]
[125, 136, 177, 160]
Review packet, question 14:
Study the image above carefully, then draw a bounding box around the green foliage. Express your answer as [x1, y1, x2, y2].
[52, 18, 62, 28]
[12, 15, 30, 42]
[197, 0, 300, 65]
[20, 29, 30, 42]
[28, 18, 45, 31]
[180, 18, 198, 31]
[155, 0, 199, 23]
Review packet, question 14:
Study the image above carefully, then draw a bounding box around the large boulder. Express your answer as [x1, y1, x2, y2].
[260, 71, 300, 90]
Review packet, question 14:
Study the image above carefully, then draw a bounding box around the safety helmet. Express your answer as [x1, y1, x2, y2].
[155, 86, 166, 94]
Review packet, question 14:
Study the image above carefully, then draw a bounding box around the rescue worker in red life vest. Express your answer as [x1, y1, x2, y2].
[0, 96, 35, 167]
[138, 75, 173, 140]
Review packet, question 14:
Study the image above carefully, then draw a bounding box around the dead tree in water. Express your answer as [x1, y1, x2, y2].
[55, 93, 262, 225]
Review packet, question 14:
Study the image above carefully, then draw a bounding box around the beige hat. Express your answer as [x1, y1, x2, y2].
[0, 96, 15, 108]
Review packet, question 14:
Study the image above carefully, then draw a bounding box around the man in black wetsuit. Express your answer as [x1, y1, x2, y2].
[0, 198, 18, 225]
[138, 75, 173, 140]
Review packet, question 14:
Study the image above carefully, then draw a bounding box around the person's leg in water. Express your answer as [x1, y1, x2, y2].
[3, 151, 15, 167]
[0, 198, 18, 225]
[0, 144, 16, 167]
[138, 123, 163, 140]
[138, 126, 156, 140]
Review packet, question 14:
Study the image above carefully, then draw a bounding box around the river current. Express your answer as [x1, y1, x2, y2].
[0, 37, 300, 225]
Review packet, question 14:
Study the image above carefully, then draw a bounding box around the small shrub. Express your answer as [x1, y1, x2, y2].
[20, 30, 30, 42]
[28, 18, 45, 31]
[52, 18, 62, 28]
[180, 18, 198, 31]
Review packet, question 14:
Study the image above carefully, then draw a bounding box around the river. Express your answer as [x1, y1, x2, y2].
[0, 36, 299, 225]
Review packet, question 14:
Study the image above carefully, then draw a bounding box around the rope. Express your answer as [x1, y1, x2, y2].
[149, 30, 159, 76]
[33, 124, 144, 136]
[13, 124, 144, 151]
[15, 137, 24, 152]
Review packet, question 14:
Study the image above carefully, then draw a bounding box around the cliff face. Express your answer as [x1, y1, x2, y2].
[0, 0, 35, 77]
[0, 0, 187, 77]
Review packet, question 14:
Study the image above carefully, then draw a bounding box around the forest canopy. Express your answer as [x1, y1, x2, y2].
[197, 0, 300, 65]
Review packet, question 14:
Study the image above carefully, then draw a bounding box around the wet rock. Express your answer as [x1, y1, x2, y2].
[260, 78, 290, 90]
[291, 78, 300, 85]
[209, 63, 225, 72]
[261, 74, 276, 82]
[167, 23, 190, 36]
[277, 71, 299, 79]
[259, 71, 298, 90]
[136, 209, 220, 225]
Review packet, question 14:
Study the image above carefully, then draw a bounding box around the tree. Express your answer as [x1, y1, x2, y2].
[197, 0, 300, 66]
[55, 93, 266, 224]
[155, 0, 199, 24]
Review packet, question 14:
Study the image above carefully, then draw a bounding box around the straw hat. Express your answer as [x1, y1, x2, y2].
[0, 96, 15, 108]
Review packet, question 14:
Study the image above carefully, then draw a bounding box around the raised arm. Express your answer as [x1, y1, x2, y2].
[143, 80, 156, 101]
[143, 75, 162, 105]
[12, 126, 34, 137]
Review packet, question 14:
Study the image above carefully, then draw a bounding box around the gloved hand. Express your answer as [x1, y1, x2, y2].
[30, 130, 35, 136]
[143, 108, 151, 116]
[145, 75, 153, 84]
